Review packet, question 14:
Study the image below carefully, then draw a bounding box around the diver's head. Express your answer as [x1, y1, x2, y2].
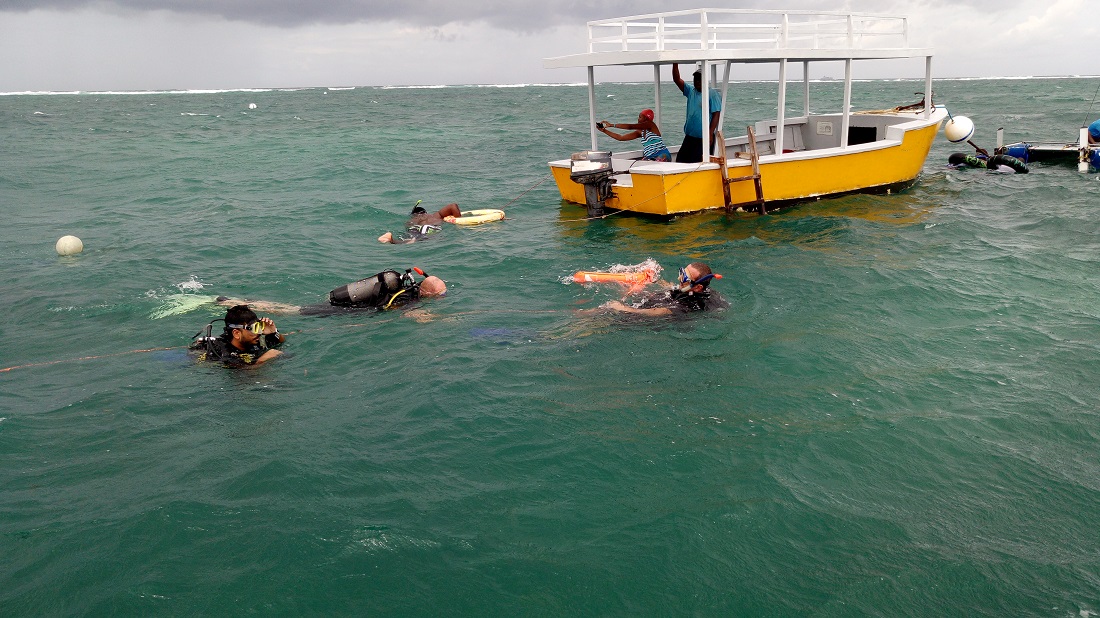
[678, 262, 716, 294]
[411, 205, 428, 216]
[419, 275, 447, 298]
[224, 304, 262, 347]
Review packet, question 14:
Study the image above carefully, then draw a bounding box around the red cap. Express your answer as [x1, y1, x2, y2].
[640, 109, 655, 121]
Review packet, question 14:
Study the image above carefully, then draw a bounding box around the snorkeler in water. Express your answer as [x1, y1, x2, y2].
[378, 202, 462, 244]
[600, 262, 728, 317]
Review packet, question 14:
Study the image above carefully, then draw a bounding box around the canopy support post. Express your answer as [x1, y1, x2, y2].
[719, 61, 731, 134]
[653, 64, 662, 128]
[776, 59, 787, 156]
[588, 66, 598, 151]
[841, 59, 852, 149]
[923, 56, 933, 119]
[803, 61, 811, 116]
[701, 60, 711, 163]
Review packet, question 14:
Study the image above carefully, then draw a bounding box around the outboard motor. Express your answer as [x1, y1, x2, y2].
[569, 151, 614, 217]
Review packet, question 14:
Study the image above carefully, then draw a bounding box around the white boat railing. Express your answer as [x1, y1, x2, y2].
[586, 9, 909, 54]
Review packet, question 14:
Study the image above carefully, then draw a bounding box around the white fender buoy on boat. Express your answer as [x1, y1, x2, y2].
[55, 235, 83, 256]
[944, 116, 975, 143]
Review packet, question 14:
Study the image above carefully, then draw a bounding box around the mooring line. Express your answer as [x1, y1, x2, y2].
[0, 309, 573, 374]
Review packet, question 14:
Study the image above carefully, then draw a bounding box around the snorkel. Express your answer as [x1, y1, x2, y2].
[675, 267, 722, 296]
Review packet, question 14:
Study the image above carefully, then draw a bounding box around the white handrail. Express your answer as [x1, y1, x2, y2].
[586, 9, 909, 54]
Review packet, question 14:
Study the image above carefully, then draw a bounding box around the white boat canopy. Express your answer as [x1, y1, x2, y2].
[544, 9, 934, 159]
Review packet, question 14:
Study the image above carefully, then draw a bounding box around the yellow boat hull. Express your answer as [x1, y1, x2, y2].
[551, 116, 943, 216]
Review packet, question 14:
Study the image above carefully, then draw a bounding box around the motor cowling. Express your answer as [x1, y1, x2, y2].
[569, 151, 615, 217]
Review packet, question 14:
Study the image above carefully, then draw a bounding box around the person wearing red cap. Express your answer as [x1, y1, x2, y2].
[596, 109, 672, 162]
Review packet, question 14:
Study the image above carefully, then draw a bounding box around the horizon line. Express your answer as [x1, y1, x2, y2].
[3, 74, 1098, 97]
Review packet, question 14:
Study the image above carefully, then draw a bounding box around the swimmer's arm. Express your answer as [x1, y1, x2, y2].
[264, 332, 287, 347]
[214, 298, 301, 315]
[603, 301, 672, 316]
[252, 349, 283, 364]
[378, 232, 416, 244]
[403, 308, 434, 323]
[260, 316, 287, 348]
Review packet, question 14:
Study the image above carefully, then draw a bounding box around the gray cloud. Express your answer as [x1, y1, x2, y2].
[0, 0, 1034, 31]
[0, 0, 796, 29]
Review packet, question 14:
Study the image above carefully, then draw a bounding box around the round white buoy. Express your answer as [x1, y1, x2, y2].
[55, 235, 83, 256]
[248, 103, 257, 110]
[944, 116, 975, 143]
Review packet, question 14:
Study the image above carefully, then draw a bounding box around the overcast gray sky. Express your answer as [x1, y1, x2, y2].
[0, 0, 1094, 92]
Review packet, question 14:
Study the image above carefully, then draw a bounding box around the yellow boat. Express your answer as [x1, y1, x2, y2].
[544, 9, 949, 216]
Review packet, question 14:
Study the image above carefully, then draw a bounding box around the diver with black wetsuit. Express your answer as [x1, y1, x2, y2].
[191, 304, 286, 366]
[211, 268, 447, 317]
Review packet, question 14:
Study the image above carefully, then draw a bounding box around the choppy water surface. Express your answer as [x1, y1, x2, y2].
[2, 78, 1100, 615]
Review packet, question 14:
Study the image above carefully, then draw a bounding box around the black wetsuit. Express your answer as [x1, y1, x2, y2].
[636, 288, 729, 314]
[392, 224, 442, 244]
[300, 271, 423, 315]
[298, 288, 421, 316]
[193, 333, 283, 366]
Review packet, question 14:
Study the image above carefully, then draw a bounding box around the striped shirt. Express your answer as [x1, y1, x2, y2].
[641, 130, 671, 161]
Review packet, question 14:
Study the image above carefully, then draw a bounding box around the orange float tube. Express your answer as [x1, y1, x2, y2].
[572, 269, 657, 285]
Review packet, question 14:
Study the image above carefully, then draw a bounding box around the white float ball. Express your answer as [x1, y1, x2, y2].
[944, 116, 975, 143]
[55, 235, 83, 256]
[248, 103, 257, 109]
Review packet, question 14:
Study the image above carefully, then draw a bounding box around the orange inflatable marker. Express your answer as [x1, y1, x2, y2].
[573, 269, 657, 285]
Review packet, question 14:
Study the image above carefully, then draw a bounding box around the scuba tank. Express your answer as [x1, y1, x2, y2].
[189, 319, 225, 356]
[328, 269, 418, 307]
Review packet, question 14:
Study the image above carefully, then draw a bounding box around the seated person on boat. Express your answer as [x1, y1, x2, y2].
[596, 109, 672, 162]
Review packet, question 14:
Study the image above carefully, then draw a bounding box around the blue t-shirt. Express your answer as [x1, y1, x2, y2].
[1089, 119, 1100, 140]
[682, 84, 723, 138]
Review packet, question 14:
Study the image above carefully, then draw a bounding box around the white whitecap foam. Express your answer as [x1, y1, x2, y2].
[150, 294, 218, 319]
[176, 276, 206, 291]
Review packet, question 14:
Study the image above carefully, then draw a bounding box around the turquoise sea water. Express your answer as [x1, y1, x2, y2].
[3, 77, 1100, 615]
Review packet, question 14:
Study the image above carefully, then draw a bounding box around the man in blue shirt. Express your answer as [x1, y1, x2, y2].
[1088, 118, 1100, 144]
[672, 63, 723, 163]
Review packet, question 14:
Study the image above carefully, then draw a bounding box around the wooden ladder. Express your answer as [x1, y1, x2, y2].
[715, 127, 766, 215]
